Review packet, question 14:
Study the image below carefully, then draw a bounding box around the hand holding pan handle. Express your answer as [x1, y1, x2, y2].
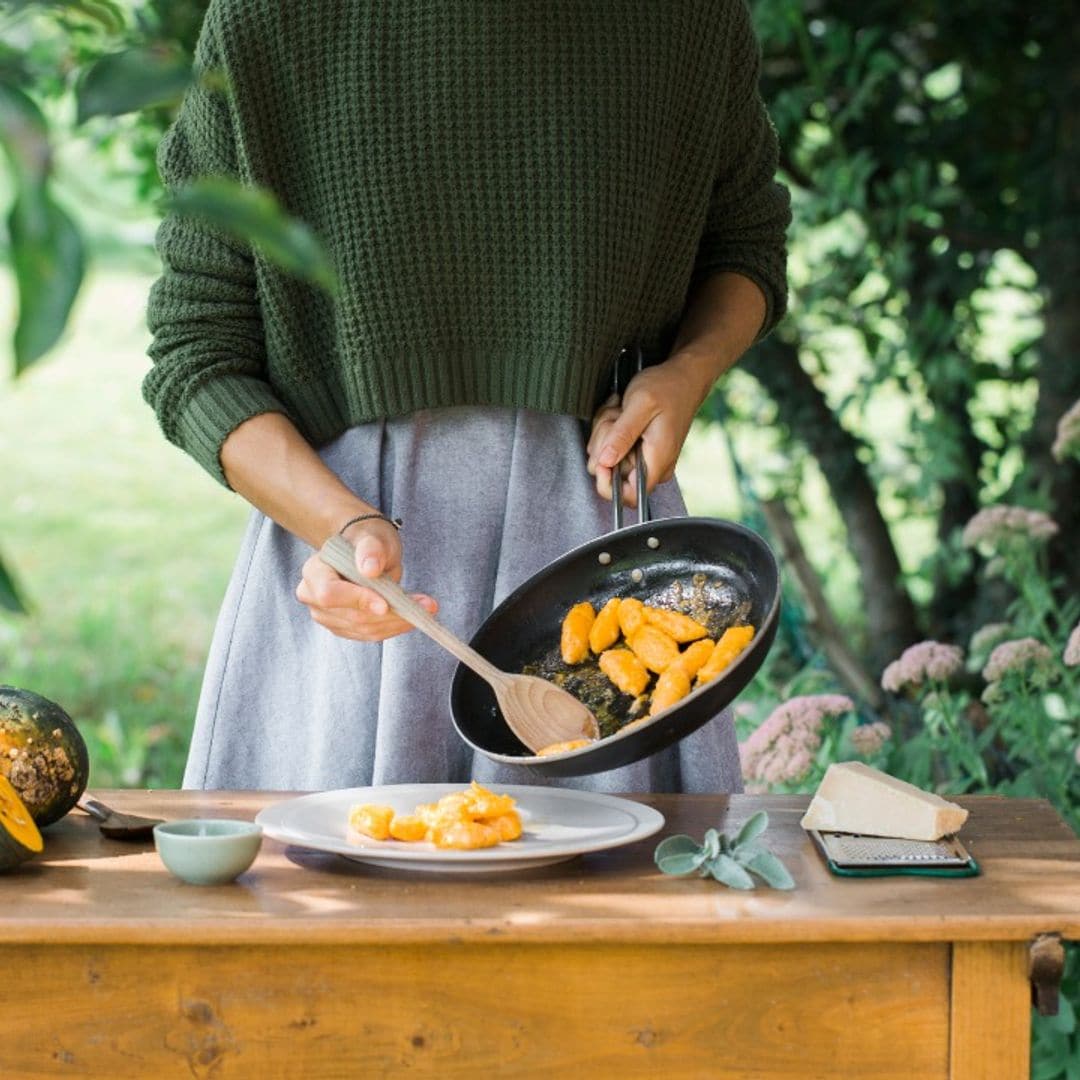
[610, 344, 650, 531]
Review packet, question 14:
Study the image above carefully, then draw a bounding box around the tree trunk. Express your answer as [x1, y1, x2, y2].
[905, 252, 983, 640]
[744, 340, 921, 671]
[1020, 22, 1080, 593]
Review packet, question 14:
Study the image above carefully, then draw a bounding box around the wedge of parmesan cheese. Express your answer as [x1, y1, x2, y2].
[800, 761, 969, 841]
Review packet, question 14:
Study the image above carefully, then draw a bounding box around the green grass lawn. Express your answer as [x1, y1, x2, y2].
[1, 266, 249, 786]
[0, 265, 862, 787]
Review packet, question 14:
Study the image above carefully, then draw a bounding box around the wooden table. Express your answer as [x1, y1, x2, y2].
[2, 791, 1079, 1079]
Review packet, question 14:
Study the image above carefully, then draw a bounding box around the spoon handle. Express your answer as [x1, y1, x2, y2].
[320, 536, 506, 687]
[78, 798, 112, 823]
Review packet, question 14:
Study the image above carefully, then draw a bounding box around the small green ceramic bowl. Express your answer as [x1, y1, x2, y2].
[153, 819, 263, 885]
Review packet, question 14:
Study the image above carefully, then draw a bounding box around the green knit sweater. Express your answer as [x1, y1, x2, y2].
[145, 0, 790, 486]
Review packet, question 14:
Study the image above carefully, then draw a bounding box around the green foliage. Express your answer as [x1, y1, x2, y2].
[0, 269, 248, 788]
[654, 811, 795, 890]
[0, 558, 26, 614]
[0, 0, 336, 385]
[0, 81, 85, 374]
[75, 43, 191, 123]
[169, 177, 339, 295]
[0, 0, 340, 600]
[9, 184, 84, 372]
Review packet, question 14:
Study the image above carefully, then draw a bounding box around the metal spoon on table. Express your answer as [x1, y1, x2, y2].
[320, 535, 599, 754]
[78, 796, 163, 841]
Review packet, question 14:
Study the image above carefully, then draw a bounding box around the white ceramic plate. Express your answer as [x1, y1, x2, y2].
[255, 784, 665, 873]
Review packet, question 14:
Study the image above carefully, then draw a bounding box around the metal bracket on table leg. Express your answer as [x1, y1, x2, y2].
[1029, 932, 1065, 1016]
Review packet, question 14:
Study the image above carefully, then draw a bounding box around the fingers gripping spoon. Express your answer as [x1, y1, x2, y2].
[320, 536, 599, 754]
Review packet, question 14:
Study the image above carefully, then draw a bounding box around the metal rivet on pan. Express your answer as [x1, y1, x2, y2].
[646, 536, 660, 549]
[598, 552, 612, 565]
[631, 568, 644, 583]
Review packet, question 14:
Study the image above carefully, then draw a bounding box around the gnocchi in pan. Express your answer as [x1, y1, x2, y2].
[534, 596, 755, 755]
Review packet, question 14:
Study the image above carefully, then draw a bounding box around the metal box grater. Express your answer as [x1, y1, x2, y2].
[810, 830, 974, 869]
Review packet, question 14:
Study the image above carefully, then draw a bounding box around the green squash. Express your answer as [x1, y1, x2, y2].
[0, 686, 90, 826]
[0, 773, 43, 871]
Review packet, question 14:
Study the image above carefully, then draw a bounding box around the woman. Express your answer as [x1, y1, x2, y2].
[145, 0, 791, 793]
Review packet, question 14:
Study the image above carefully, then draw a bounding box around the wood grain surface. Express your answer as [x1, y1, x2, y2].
[1, 792, 1077, 946]
[949, 941, 1031, 1079]
[2, 792, 1072, 1079]
[4, 941, 949, 1079]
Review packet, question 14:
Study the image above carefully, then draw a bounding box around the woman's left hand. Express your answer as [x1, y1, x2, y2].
[586, 354, 711, 507]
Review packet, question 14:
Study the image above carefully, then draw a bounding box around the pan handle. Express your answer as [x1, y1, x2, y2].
[611, 344, 651, 531]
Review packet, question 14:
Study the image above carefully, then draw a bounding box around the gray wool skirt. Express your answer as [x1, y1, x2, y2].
[183, 406, 743, 794]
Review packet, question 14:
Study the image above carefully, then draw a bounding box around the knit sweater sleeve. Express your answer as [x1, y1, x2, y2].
[143, 16, 286, 487]
[691, 2, 791, 339]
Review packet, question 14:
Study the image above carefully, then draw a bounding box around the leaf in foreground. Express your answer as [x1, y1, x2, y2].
[0, 81, 50, 187]
[0, 554, 28, 614]
[169, 178, 338, 294]
[76, 45, 194, 123]
[9, 187, 85, 374]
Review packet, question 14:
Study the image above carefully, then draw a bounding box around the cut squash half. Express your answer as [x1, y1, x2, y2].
[0, 772, 43, 871]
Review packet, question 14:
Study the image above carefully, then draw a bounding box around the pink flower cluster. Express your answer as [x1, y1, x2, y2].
[1051, 400, 1080, 462]
[850, 721, 892, 757]
[739, 694, 854, 787]
[982, 637, 1054, 682]
[961, 505, 1059, 550]
[1063, 623, 1080, 668]
[881, 641, 964, 692]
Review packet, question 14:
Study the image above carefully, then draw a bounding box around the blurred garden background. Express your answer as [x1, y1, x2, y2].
[2, 1, 1079, 1072]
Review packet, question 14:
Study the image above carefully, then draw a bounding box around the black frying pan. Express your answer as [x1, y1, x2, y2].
[450, 515, 780, 776]
[450, 349, 781, 778]
[451, 341, 781, 773]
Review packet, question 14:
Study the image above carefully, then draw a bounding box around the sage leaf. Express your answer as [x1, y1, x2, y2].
[169, 177, 338, 294]
[742, 849, 796, 890]
[735, 810, 769, 848]
[707, 854, 756, 890]
[702, 828, 720, 860]
[657, 851, 708, 876]
[654, 834, 701, 862]
[732, 843, 763, 866]
[655, 834, 706, 876]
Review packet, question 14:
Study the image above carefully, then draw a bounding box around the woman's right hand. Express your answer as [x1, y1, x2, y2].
[296, 519, 439, 641]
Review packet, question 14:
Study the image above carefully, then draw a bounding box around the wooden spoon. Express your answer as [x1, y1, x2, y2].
[78, 796, 163, 841]
[320, 535, 599, 754]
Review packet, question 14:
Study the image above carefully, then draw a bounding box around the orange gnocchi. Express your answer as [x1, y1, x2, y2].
[599, 647, 650, 697]
[589, 597, 622, 654]
[617, 597, 647, 637]
[670, 638, 716, 679]
[649, 665, 692, 716]
[349, 782, 523, 850]
[561, 602, 596, 664]
[628, 624, 681, 673]
[542, 587, 757, 741]
[536, 738, 593, 757]
[696, 625, 755, 686]
[642, 606, 709, 643]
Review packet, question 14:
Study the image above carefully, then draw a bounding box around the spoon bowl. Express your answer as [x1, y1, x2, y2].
[79, 796, 164, 841]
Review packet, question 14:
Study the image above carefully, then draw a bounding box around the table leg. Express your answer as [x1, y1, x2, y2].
[949, 941, 1030, 1080]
